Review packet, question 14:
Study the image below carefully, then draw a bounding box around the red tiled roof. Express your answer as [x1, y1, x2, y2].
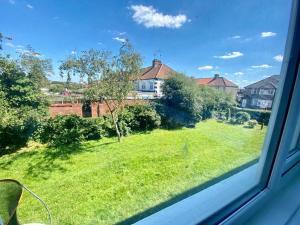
[195, 76, 238, 88]
[195, 78, 213, 85]
[139, 60, 176, 80]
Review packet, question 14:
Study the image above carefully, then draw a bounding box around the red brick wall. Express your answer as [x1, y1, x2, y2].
[49, 104, 83, 117]
[49, 100, 149, 117]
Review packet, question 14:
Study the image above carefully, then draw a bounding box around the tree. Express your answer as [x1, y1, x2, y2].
[158, 73, 203, 128]
[0, 55, 48, 153]
[19, 47, 53, 88]
[198, 86, 236, 120]
[0, 55, 48, 109]
[59, 41, 142, 141]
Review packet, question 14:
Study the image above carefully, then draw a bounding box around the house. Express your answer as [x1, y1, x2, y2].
[241, 75, 280, 109]
[195, 74, 239, 98]
[135, 59, 176, 99]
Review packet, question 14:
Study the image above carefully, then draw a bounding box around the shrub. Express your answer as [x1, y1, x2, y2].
[160, 73, 202, 128]
[91, 116, 115, 137]
[81, 118, 102, 140]
[232, 107, 271, 125]
[235, 112, 251, 124]
[39, 115, 84, 146]
[38, 115, 102, 146]
[124, 104, 161, 131]
[247, 119, 258, 128]
[0, 105, 43, 155]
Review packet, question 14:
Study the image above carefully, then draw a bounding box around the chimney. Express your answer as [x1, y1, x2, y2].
[152, 59, 162, 67]
[214, 74, 220, 79]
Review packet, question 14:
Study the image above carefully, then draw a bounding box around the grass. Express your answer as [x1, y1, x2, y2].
[0, 120, 266, 225]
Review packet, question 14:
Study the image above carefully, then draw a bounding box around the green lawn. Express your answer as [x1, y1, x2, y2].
[0, 120, 266, 225]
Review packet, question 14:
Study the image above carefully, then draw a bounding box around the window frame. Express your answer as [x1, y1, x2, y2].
[134, 1, 300, 224]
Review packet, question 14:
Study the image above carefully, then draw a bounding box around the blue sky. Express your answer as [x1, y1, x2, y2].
[0, 0, 292, 87]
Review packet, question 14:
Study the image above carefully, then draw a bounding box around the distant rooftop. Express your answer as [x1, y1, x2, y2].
[195, 74, 239, 88]
[138, 59, 176, 80]
[245, 75, 280, 89]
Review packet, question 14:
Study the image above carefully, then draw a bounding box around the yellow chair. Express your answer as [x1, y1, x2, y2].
[0, 179, 52, 225]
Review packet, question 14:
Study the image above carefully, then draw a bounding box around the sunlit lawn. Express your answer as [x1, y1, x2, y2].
[0, 120, 266, 225]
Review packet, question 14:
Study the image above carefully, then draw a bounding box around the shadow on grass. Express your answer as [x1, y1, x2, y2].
[0, 140, 117, 180]
[116, 158, 259, 225]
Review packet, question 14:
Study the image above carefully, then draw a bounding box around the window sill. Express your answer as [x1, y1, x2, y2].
[134, 164, 258, 225]
[244, 163, 300, 225]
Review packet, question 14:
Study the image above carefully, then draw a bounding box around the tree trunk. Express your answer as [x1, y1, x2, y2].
[104, 99, 121, 142]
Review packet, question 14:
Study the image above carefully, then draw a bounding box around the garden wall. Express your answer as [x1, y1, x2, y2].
[49, 100, 148, 117]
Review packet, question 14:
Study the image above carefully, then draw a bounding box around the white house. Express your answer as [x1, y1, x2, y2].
[135, 59, 176, 99]
[240, 75, 280, 109]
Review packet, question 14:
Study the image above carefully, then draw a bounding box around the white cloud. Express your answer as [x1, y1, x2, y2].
[8, 0, 15, 4]
[5, 42, 15, 48]
[26, 4, 33, 9]
[119, 32, 126, 35]
[97, 42, 103, 45]
[214, 51, 243, 59]
[113, 37, 126, 43]
[273, 54, 283, 62]
[234, 72, 244, 75]
[261, 32, 276, 38]
[130, 5, 188, 28]
[231, 35, 241, 39]
[71, 50, 77, 55]
[251, 64, 272, 69]
[198, 65, 214, 71]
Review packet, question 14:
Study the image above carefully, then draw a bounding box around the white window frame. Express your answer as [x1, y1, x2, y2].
[133, 1, 300, 224]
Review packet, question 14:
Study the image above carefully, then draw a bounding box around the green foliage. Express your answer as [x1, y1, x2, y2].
[80, 119, 102, 140]
[0, 56, 48, 154]
[120, 104, 161, 132]
[0, 120, 266, 225]
[38, 115, 83, 146]
[20, 49, 52, 88]
[232, 107, 271, 125]
[60, 41, 142, 141]
[247, 119, 258, 128]
[198, 86, 236, 120]
[235, 112, 251, 124]
[38, 115, 102, 146]
[159, 73, 202, 128]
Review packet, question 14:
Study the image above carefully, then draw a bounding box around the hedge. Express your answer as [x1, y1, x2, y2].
[232, 107, 271, 125]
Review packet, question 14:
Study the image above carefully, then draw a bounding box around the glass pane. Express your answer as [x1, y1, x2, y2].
[0, 0, 292, 224]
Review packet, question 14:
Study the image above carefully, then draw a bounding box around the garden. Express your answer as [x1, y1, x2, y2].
[0, 120, 266, 225]
[0, 41, 270, 224]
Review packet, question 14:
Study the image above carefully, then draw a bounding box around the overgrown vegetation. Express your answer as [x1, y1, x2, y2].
[0, 55, 49, 155]
[156, 73, 203, 128]
[60, 41, 142, 142]
[37, 115, 102, 146]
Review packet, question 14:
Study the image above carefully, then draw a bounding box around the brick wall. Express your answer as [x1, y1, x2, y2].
[49, 99, 149, 117]
[49, 103, 83, 117]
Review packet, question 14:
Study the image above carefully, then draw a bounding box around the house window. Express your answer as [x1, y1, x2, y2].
[141, 82, 146, 90]
[150, 82, 154, 90]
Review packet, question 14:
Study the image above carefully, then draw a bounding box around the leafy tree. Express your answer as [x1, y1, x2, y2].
[0, 55, 48, 153]
[19, 48, 52, 87]
[59, 41, 142, 141]
[198, 86, 236, 120]
[158, 73, 202, 128]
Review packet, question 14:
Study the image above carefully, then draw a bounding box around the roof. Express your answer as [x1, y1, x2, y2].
[195, 75, 239, 88]
[245, 75, 280, 89]
[138, 59, 176, 80]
